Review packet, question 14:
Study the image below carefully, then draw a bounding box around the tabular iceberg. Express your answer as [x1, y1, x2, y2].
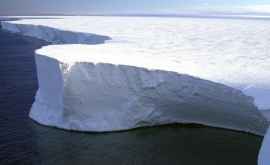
[1, 18, 268, 135]
[27, 44, 266, 135]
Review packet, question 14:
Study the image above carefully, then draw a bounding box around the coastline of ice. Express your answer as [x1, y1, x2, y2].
[1, 21, 111, 44]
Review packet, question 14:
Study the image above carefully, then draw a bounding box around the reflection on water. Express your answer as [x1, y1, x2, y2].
[0, 20, 263, 165]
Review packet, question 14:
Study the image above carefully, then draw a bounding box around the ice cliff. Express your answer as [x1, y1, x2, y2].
[1, 19, 268, 135]
[29, 44, 266, 135]
[1, 21, 111, 44]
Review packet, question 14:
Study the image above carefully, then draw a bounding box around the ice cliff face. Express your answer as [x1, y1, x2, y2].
[1, 21, 111, 44]
[25, 44, 267, 135]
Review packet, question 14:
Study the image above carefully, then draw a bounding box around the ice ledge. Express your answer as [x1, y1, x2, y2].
[30, 49, 268, 135]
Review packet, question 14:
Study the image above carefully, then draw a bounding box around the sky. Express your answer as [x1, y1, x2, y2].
[0, 0, 270, 15]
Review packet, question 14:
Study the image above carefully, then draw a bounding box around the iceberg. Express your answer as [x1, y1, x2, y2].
[2, 17, 268, 135]
[26, 44, 266, 134]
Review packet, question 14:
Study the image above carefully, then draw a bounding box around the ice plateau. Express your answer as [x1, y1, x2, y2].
[1, 17, 269, 135]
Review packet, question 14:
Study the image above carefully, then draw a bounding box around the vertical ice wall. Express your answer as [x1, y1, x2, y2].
[27, 48, 269, 135]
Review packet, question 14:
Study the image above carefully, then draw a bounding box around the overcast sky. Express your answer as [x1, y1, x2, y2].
[1, 0, 270, 15]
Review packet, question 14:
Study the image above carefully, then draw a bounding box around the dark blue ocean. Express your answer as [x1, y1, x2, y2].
[0, 19, 263, 165]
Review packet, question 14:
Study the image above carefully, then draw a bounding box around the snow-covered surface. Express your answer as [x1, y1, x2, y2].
[2, 16, 270, 110]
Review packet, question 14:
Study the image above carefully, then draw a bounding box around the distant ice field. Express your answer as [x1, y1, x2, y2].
[3, 16, 270, 109]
